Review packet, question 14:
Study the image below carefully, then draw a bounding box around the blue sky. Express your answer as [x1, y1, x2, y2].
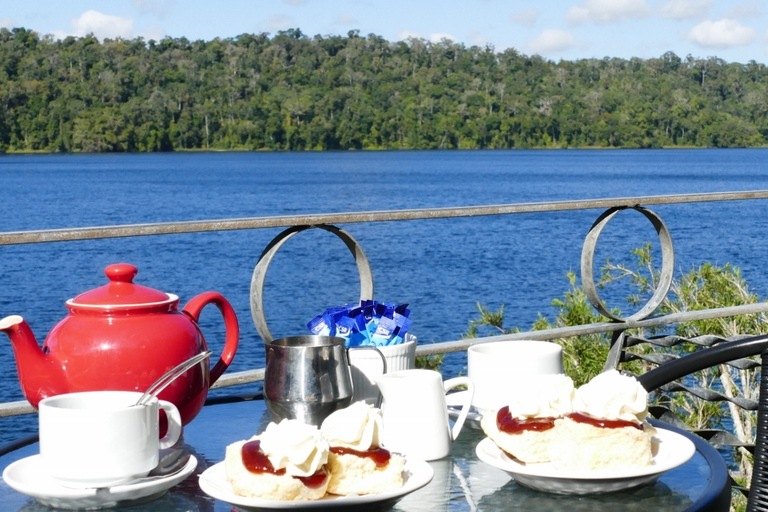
[2, 0, 767, 64]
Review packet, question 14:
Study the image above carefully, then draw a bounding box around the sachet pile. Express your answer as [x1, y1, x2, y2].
[307, 300, 411, 347]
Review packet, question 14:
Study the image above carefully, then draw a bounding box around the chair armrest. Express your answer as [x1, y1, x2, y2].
[637, 333, 768, 392]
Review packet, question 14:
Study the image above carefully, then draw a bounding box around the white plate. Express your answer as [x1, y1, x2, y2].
[2, 454, 197, 510]
[475, 428, 695, 495]
[198, 456, 433, 511]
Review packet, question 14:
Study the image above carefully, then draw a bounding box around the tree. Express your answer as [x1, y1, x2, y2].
[0, 28, 766, 152]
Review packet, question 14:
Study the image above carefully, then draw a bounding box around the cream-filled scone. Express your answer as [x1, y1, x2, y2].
[320, 401, 404, 495]
[225, 419, 330, 500]
[480, 374, 574, 463]
[548, 370, 657, 471]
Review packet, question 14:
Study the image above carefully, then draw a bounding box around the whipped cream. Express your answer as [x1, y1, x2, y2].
[506, 374, 574, 419]
[320, 401, 383, 450]
[258, 419, 329, 477]
[573, 370, 648, 424]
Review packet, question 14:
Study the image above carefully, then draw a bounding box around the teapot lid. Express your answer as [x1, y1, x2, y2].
[69, 263, 172, 307]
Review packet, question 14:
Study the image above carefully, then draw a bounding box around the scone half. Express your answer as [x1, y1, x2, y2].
[225, 439, 330, 501]
[326, 448, 405, 495]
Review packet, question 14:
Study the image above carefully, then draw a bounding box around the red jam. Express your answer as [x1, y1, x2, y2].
[295, 468, 329, 489]
[496, 406, 556, 433]
[330, 446, 392, 467]
[241, 440, 329, 489]
[568, 412, 643, 430]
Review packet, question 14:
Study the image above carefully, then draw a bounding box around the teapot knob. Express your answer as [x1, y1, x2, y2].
[105, 263, 138, 283]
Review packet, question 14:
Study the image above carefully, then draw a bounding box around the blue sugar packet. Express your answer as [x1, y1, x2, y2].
[365, 315, 380, 341]
[392, 313, 411, 337]
[359, 300, 376, 323]
[336, 315, 368, 346]
[353, 313, 372, 345]
[370, 316, 400, 346]
[307, 313, 332, 336]
[334, 315, 355, 336]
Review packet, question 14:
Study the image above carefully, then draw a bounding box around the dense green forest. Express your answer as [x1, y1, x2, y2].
[1, 26, 767, 153]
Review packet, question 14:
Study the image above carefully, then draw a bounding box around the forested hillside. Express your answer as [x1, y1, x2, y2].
[1, 27, 767, 152]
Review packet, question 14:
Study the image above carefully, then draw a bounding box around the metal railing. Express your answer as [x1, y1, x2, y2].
[2, 189, 768, 421]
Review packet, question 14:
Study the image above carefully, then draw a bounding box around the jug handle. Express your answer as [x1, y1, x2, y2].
[182, 292, 240, 385]
[347, 346, 387, 375]
[444, 377, 474, 441]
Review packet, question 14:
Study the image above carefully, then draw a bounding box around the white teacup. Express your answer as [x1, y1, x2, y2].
[349, 338, 417, 405]
[467, 340, 564, 414]
[38, 390, 183, 489]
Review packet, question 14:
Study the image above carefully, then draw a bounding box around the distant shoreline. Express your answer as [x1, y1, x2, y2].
[4, 145, 768, 155]
[2, 30, 766, 153]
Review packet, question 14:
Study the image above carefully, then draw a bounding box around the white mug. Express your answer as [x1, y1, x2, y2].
[375, 369, 474, 461]
[467, 340, 564, 414]
[349, 338, 417, 405]
[38, 390, 183, 489]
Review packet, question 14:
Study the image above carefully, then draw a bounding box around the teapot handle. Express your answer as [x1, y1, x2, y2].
[182, 292, 240, 385]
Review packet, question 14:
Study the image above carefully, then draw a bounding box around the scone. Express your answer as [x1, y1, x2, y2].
[548, 370, 657, 471]
[225, 419, 330, 500]
[480, 374, 574, 464]
[320, 401, 405, 495]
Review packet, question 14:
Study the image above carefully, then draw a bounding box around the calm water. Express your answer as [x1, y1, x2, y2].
[1, 149, 768, 441]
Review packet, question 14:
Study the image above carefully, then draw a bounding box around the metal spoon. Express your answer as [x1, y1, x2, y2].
[134, 350, 213, 406]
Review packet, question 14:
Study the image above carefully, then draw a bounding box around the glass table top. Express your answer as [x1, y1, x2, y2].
[0, 396, 731, 511]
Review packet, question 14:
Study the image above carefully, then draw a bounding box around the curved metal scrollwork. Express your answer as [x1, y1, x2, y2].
[581, 206, 675, 371]
[250, 224, 374, 343]
[581, 205, 675, 322]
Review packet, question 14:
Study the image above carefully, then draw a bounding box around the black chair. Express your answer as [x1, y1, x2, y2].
[636, 333, 768, 512]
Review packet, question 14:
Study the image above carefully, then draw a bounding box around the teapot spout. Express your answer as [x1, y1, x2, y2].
[0, 315, 66, 408]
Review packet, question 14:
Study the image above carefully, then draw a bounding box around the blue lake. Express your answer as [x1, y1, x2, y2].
[1, 148, 767, 440]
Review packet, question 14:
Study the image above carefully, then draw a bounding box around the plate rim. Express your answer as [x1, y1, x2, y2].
[198, 455, 434, 509]
[476, 427, 696, 481]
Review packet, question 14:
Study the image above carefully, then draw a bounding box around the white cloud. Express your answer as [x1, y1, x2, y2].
[659, 0, 712, 20]
[466, 30, 490, 47]
[429, 33, 456, 43]
[141, 25, 165, 41]
[71, 10, 134, 40]
[511, 8, 538, 27]
[527, 29, 578, 55]
[567, 0, 652, 24]
[397, 30, 421, 40]
[0, 17, 14, 29]
[687, 18, 756, 48]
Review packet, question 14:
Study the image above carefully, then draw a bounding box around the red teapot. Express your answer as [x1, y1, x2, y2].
[0, 263, 239, 426]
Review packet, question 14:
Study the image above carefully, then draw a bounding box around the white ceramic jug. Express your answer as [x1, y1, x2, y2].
[374, 369, 474, 461]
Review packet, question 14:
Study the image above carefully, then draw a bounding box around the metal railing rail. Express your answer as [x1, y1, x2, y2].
[2, 189, 768, 419]
[3, 191, 768, 246]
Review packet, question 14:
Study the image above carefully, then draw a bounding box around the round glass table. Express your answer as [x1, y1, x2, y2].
[0, 395, 731, 511]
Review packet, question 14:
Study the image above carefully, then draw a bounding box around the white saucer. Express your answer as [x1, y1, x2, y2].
[2, 454, 197, 510]
[445, 390, 483, 429]
[198, 456, 433, 511]
[476, 428, 695, 495]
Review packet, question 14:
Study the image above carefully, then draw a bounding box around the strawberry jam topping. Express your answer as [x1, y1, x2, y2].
[496, 405, 556, 433]
[241, 440, 328, 489]
[568, 412, 643, 430]
[330, 446, 392, 467]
